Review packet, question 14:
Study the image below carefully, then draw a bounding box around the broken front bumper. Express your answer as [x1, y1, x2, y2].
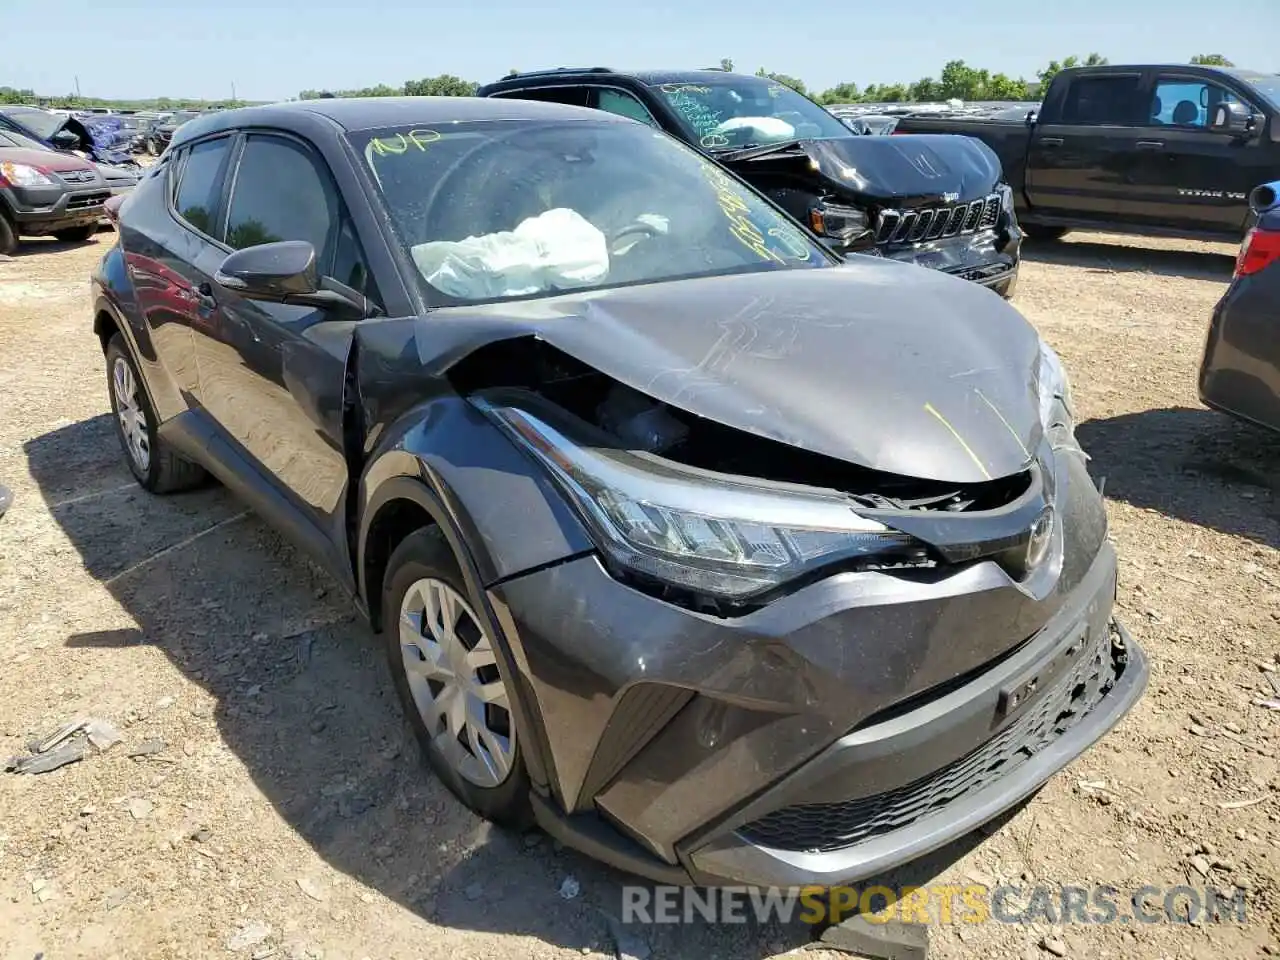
[489, 446, 1145, 887]
[848, 207, 1023, 296]
[685, 615, 1146, 887]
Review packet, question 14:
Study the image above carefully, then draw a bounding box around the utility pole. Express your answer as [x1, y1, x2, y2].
[231, 81, 237, 105]
[74, 75, 81, 98]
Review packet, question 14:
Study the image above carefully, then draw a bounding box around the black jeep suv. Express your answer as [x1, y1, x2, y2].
[479, 68, 1022, 296]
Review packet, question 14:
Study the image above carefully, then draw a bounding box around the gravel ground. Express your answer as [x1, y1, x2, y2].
[0, 230, 1277, 960]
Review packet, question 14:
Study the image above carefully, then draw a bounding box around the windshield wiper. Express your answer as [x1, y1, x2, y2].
[713, 139, 809, 162]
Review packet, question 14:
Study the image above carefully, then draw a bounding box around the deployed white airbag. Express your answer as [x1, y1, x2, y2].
[713, 116, 796, 140]
[410, 208, 609, 299]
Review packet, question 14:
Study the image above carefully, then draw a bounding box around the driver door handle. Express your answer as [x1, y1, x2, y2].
[1136, 140, 1165, 150]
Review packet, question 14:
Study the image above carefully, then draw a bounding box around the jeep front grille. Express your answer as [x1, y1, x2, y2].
[876, 194, 1001, 246]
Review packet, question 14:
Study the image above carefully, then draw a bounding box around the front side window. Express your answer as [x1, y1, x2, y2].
[649, 77, 850, 150]
[594, 89, 659, 127]
[1059, 75, 1145, 125]
[225, 135, 338, 255]
[1150, 78, 1251, 128]
[224, 134, 376, 299]
[350, 119, 830, 305]
[173, 136, 233, 237]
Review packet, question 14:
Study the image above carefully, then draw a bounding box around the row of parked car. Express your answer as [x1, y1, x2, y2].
[0, 104, 213, 254]
[84, 66, 1279, 895]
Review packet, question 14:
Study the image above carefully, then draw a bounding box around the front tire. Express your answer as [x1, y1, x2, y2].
[382, 526, 532, 827]
[54, 224, 96, 243]
[105, 334, 206, 493]
[0, 208, 17, 256]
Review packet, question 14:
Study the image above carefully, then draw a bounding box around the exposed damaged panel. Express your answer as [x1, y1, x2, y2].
[449, 337, 1031, 514]
[422, 263, 1043, 485]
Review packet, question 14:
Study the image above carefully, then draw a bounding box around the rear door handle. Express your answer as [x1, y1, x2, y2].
[1037, 137, 1064, 147]
[1136, 140, 1165, 150]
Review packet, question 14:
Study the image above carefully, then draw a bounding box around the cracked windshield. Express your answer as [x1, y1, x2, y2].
[653, 76, 852, 149]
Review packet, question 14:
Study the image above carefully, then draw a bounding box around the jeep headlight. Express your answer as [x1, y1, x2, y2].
[809, 202, 870, 243]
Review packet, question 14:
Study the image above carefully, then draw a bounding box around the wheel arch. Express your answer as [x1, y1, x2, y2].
[358, 471, 555, 791]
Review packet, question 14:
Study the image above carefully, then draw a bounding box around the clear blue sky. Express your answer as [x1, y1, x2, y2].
[6, 0, 1277, 102]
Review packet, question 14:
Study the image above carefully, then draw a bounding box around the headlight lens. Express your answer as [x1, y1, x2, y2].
[0, 160, 56, 187]
[1037, 340, 1078, 450]
[809, 202, 870, 243]
[997, 182, 1014, 212]
[480, 401, 923, 600]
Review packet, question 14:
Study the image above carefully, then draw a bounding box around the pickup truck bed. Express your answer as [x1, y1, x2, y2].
[894, 65, 1280, 243]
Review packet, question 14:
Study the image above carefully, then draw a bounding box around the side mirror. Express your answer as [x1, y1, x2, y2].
[1208, 101, 1259, 137]
[214, 240, 370, 318]
[51, 129, 80, 150]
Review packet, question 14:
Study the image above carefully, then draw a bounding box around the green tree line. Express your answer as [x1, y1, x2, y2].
[297, 75, 477, 99]
[1, 55, 1245, 111]
[0, 87, 250, 110]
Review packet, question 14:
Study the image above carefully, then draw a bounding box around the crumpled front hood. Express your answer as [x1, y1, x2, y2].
[396, 258, 1044, 484]
[722, 134, 1004, 205]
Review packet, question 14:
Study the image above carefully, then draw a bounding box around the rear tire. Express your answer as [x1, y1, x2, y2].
[54, 225, 96, 243]
[105, 334, 206, 493]
[382, 526, 533, 828]
[1023, 224, 1069, 242]
[0, 209, 17, 256]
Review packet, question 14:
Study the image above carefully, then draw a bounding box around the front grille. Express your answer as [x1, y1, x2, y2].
[58, 170, 95, 184]
[737, 623, 1122, 854]
[876, 194, 1001, 246]
[67, 192, 109, 210]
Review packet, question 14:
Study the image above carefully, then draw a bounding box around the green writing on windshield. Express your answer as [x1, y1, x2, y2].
[370, 129, 441, 156]
[660, 86, 724, 139]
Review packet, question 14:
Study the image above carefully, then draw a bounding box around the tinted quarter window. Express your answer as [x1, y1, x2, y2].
[331, 215, 379, 302]
[174, 136, 233, 238]
[492, 86, 590, 107]
[1059, 75, 1144, 125]
[224, 135, 338, 260]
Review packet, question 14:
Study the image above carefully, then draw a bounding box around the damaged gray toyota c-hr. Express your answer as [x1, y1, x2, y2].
[91, 95, 1148, 888]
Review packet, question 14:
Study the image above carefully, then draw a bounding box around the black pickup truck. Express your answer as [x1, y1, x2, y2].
[893, 65, 1280, 243]
[479, 68, 1022, 296]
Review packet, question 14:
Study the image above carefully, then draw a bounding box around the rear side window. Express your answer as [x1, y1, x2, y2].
[1059, 75, 1145, 125]
[173, 136, 232, 237]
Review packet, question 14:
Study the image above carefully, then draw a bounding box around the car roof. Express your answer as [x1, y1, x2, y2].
[172, 96, 621, 147]
[490, 68, 764, 87]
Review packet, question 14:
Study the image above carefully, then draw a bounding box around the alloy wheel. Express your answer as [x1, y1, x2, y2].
[398, 577, 516, 788]
[112, 356, 151, 473]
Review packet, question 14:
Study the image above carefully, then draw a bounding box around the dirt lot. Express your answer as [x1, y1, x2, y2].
[0, 230, 1277, 960]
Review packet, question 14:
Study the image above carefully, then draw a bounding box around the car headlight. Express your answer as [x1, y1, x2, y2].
[997, 182, 1014, 212]
[1037, 340, 1078, 451]
[809, 202, 870, 243]
[479, 400, 924, 601]
[0, 160, 56, 187]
